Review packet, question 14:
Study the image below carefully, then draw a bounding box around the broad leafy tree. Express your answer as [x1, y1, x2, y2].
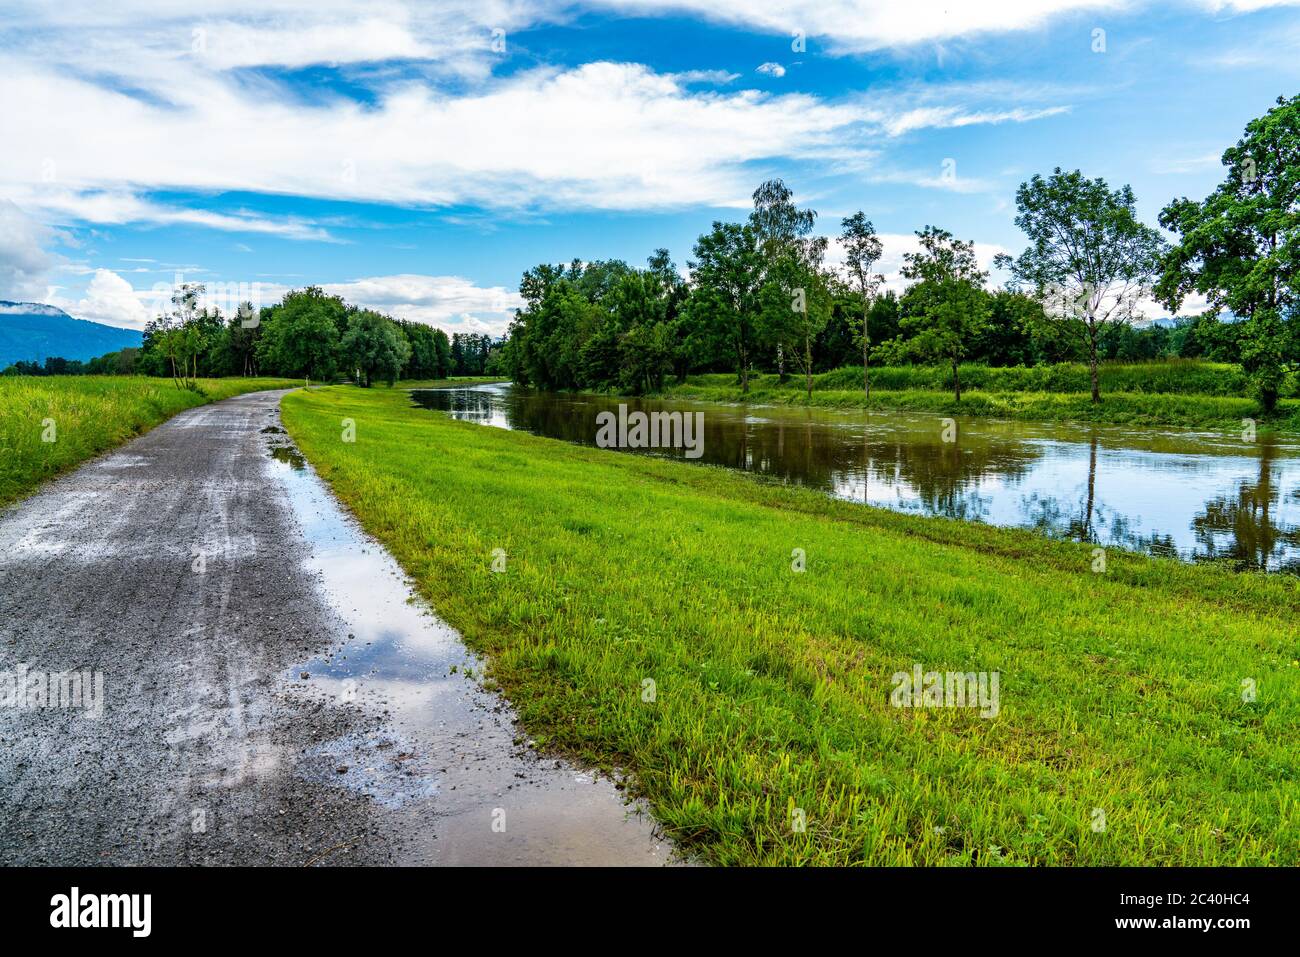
[255, 286, 346, 381]
[341, 309, 412, 387]
[996, 168, 1165, 403]
[900, 227, 991, 401]
[688, 221, 764, 392]
[749, 180, 831, 397]
[1156, 95, 1300, 411]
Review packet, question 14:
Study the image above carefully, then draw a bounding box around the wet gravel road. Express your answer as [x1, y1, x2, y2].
[0, 390, 670, 866]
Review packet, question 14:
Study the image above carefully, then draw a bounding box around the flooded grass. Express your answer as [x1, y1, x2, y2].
[0, 376, 300, 508]
[660, 367, 1300, 433]
[282, 384, 1300, 866]
[414, 383, 1300, 571]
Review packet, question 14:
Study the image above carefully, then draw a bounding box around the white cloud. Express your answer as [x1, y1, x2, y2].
[880, 105, 1069, 137]
[867, 168, 997, 194]
[46, 270, 523, 335]
[1149, 150, 1224, 175]
[49, 268, 152, 329]
[1201, 0, 1300, 10]
[668, 69, 740, 84]
[0, 201, 56, 301]
[0, 54, 1072, 221]
[823, 231, 1009, 295]
[319, 274, 524, 334]
[756, 62, 787, 77]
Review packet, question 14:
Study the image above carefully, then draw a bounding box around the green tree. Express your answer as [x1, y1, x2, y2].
[978, 290, 1046, 366]
[839, 212, 885, 397]
[996, 168, 1165, 403]
[688, 221, 764, 393]
[1156, 94, 1300, 411]
[341, 309, 412, 387]
[148, 283, 209, 388]
[758, 253, 832, 399]
[256, 287, 345, 381]
[749, 179, 828, 386]
[899, 227, 991, 402]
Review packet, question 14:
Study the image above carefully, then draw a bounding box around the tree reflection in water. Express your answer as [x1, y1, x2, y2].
[412, 384, 1300, 573]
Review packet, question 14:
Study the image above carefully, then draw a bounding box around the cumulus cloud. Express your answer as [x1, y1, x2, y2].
[0, 0, 1087, 228]
[48, 270, 523, 335]
[49, 268, 152, 329]
[318, 274, 524, 334]
[0, 200, 57, 302]
[756, 62, 787, 77]
[822, 231, 1010, 295]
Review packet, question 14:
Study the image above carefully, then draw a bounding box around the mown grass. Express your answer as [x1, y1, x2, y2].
[0, 376, 299, 507]
[662, 366, 1300, 432]
[282, 384, 1300, 866]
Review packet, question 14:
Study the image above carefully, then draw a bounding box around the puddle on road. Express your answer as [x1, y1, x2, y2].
[263, 429, 675, 866]
[267, 444, 306, 470]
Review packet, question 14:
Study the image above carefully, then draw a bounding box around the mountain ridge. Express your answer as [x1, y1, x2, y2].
[0, 301, 143, 369]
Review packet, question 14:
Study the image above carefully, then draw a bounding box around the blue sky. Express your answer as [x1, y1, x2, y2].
[0, 0, 1296, 333]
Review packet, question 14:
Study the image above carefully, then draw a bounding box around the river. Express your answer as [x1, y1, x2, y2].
[412, 382, 1300, 572]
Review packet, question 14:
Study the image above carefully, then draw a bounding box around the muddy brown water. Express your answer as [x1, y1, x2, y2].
[413, 383, 1300, 573]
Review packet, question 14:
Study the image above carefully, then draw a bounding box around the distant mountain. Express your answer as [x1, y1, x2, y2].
[0, 302, 143, 369]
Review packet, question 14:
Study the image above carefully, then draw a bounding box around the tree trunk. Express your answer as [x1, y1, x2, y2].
[805, 334, 814, 400]
[952, 360, 961, 403]
[1087, 320, 1101, 404]
[740, 346, 750, 394]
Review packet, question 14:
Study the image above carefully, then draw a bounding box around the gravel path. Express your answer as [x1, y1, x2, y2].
[0, 389, 669, 866]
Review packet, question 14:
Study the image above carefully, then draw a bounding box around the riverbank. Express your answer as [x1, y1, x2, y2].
[282, 384, 1300, 866]
[387, 375, 508, 390]
[656, 366, 1300, 433]
[0, 376, 299, 507]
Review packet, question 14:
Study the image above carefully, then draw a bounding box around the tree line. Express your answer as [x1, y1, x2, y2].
[7, 96, 1295, 408]
[503, 94, 1299, 410]
[4, 288, 505, 385]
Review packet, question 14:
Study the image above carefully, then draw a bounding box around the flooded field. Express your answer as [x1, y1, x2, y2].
[413, 383, 1300, 572]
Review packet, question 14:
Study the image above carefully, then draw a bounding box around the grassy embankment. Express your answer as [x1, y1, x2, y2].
[282, 384, 1300, 866]
[0, 376, 299, 507]
[386, 375, 507, 390]
[659, 361, 1300, 431]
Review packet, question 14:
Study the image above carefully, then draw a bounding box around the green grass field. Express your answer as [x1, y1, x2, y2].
[0, 376, 299, 507]
[661, 362, 1300, 432]
[282, 384, 1300, 866]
